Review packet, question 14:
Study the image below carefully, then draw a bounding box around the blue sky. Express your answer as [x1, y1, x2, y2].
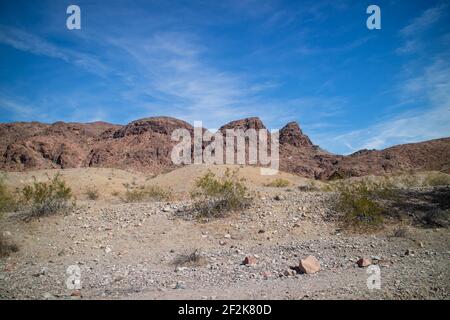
[0, 0, 449, 154]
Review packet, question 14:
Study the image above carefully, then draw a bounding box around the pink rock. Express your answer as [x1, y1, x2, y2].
[243, 256, 257, 265]
[298, 255, 320, 274]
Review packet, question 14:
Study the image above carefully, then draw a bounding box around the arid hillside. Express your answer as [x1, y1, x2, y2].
[1, 116, 449, 179]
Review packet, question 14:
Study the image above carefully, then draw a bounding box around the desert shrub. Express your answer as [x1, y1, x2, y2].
[421, 209, 449, 228]
[0, 232, 19, 258]
[424, 172, 450, 187]
[172, 249, 207, 268]
[392, 225, 408, 238]
[21, 174, 74, 218]
[85, 187, 100, 200]
[0, 176, 17, 213]
[124, 185, 172, 203]
[298, 180, 320, 191]
[265, 178, 290, 188]
[191, 168, 252, 218]
[334, 181, 384, 232]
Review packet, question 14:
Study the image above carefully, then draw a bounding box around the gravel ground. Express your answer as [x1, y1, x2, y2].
[1, 189, 449, 300]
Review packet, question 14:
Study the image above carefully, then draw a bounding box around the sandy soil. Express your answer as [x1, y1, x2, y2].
[0, 166, 449, 300]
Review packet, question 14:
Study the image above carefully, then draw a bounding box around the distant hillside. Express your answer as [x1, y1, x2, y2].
[1, 116, 449, 179]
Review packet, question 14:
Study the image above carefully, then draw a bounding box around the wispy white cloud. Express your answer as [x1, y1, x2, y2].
[325, 57, 450, 153]
[0, 25, 109, 77]
[397, 3, 448, 54]
[400, 3, 447, 36]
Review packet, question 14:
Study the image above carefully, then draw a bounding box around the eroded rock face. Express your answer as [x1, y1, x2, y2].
[1, 116, 449, 178]
[279, 122, 313, 148]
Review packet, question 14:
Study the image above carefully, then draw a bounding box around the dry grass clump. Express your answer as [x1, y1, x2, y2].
[298, 180, 320, 191]
[85, 187, 100, 200]
[123, 184, 173, 203]
[191, 168, 253, 218]
[0, 176, 17, 213]
[172, 249, 208, 268]
[0, 233, 19, 258]
[423, 172, 450, 187]
[265, 178, 290, 188]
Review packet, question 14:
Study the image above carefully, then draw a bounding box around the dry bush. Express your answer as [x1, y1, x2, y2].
[421, 209, 449, 228]
[424, 172, 450, 187]
[172, 249, 207, 268]
[336, 184, 384, 232]
[0, 233, 19, 258]
[0, 176, 16, 213]
[265, 178, 290, 188]
[298, 180, 320, 191]
[111, 191, 120, 197]
[21, 174, 74, 218]
[85, 187, 100, 200]
[123, 185, 172, 203]
[392, 225, 409, 238]
[191, 168, 253, 218]
[333, 179, 397, 231]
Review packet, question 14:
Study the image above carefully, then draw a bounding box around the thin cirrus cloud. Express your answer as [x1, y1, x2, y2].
[0, 25, 110, 77]
[396, 2, 448, 55]
[324, 57, 450, 154]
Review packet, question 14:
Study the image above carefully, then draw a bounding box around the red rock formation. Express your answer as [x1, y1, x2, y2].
[1, 116, 449, 179]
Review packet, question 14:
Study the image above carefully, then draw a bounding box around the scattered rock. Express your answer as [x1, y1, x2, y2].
[357, 258, 372, 268]
[243, 256, 257, 265]
[283, 269, 297, 277]
[298, 255, 320, 274]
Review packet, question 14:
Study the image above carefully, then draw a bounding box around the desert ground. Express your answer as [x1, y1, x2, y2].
[0, 165, 449, 300]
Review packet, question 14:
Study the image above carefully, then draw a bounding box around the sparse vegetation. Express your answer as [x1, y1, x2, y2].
[172, 249, 207, 268]
[0, 176, 16, 213]
[21, 174, 74, 218]
[424, 172, 450, 187]
[191, 168, 252, 218]
[123, 185, 172, 203]
[333, 179, 388, 232]
[85, 187, 100, 200]
[265, 178, 290, 188]
[298, 180, 320, 191]
[0, 232, 19, 258]
[392, 225, 408, 238]
[421, 209, 449, 228]
[336, 183, 384, 231]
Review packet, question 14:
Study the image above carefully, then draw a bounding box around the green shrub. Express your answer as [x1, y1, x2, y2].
[124, 185, 172, 203]
[265, 178, 290, 188]
[334, 181, 384, 232]
[191, 168, 252, 218]
[85, 187, 100, 200]
[21, 174, 74, 218]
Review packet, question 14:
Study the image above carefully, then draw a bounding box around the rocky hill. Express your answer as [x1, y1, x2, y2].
[1, 116, 449, 179]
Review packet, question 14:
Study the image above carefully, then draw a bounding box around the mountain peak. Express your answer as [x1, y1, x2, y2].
[279, 121, 313, 147]
[219, 117, 266, 131]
